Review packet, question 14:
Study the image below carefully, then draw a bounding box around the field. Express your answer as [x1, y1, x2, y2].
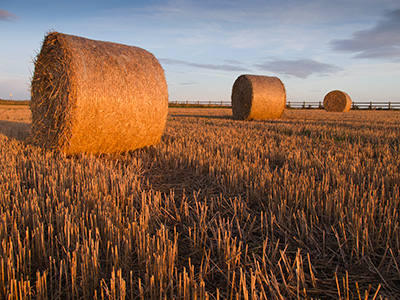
[0, 104, 399, 299]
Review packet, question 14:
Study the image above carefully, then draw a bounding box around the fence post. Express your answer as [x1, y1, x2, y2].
[388, 101, 391, 110]
[220, 101, 223, 107]
[369, 101, 372, 109]
[287, 101, 291, 108]
[302, 101, 306, 109]
[318, 101, 322, 109]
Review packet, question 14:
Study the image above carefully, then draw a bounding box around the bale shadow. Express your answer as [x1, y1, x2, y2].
[0, 120, 31, 142]
[170, 114, 234, 120]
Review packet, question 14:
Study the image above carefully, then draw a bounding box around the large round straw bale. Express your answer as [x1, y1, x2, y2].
[323, 90, 351, 112]
[231, 74, 286, 120]
[30, 32, 168, 155]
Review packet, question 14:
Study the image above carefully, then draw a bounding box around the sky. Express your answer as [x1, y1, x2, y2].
[0, 0, 399, 102]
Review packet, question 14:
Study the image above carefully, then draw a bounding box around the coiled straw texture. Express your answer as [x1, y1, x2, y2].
[31, 32, 168, 155]
[231, 74, 286, 120]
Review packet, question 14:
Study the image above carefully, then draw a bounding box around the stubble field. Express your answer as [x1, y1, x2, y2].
[0, 105, 399, 299]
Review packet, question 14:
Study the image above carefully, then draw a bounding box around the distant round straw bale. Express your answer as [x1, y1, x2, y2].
[323, 90, 352, 112]
[231, 74, 286, 120]
[30, 31, 168, 155]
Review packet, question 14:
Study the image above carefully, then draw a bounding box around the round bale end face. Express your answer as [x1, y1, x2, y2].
[323, 90, 352, 112]
[231, 74, 286, 120]
[30, 32, 168, 155]
[30, 33, 75, 150]
[231, 75, 252, 120]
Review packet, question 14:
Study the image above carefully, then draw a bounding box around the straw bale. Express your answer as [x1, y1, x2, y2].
[30, 31, 168, 155]
[323, 90, 351, 112]
[231, 74, 286, 120]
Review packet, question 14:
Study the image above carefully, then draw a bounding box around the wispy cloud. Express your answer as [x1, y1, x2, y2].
[160, 58, 249, 72]
[255, 59, 340, 79]
[0, 9, 18, 21]
[180, 81, 197, 85]
[330, 7, 400, 60]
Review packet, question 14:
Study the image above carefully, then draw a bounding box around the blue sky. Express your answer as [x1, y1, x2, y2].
[1, 0, 399, 102]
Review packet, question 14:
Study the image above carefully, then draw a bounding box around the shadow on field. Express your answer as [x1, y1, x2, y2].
[0, 120, 31, 142]
[169, 114, 234, 120]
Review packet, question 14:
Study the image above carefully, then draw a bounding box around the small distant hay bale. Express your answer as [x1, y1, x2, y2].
[30, 31, 168, 155]
[323, 90, 351, 112]
[231, 74, 286, 120]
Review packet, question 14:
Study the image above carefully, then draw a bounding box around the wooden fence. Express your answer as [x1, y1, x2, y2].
[3, 99, 398, 110]
[286, 101, 400, 110]
[169, 100, 400, 110]
[169, 100, 230, 107]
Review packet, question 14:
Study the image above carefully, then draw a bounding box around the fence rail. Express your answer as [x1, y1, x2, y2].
[286, 101, 400, 110]
[2, 99, 398, 110]
[169, 100, 400, 110]
[169, 100, 230, 107]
